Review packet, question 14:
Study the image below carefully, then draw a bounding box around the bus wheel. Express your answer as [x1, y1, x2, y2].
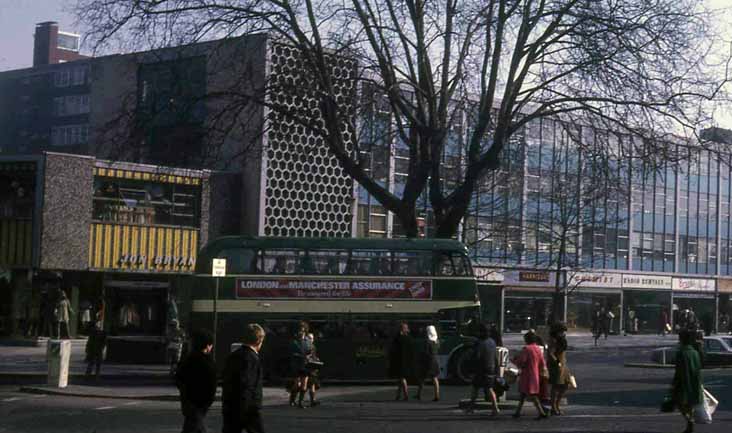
[450, 349, 476, 385]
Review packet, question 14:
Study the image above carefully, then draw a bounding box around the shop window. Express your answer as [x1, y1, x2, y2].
[92, 177, 200, 227]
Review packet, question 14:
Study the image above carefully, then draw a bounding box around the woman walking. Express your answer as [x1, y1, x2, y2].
[548, 330, 571, 415]
[415, 325, 440, 401]
[389, 322, 414, 401]
[512, 330, 549, 419]
[289, 321, 313, 408]
[672, 329, 704, 433]
[306, 333, 322, 407]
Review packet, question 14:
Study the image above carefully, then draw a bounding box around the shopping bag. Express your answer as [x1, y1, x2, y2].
[694, 389, 714, 424]
[704, 388, 718, 416]
[568, 375, 577, 390]
[664, 323, 672, 333]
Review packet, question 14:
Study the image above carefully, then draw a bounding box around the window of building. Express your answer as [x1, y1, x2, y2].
[50, 124, 89, 146]
[53, 94, 90, 116]
[92, 177, 200, 227]
[57, 32, 80, 51]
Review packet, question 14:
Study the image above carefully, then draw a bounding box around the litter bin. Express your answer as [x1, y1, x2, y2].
[47, 340, 71, 388]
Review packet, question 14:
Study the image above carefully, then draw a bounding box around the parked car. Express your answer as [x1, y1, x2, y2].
[651, 336, 732, 366]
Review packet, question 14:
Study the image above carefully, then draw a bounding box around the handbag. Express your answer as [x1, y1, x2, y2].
[568, 374, 577, 390]
[664, 323, 672, 332]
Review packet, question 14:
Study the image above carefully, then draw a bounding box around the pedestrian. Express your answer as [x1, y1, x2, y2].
[512, 330, 549, 419]
[489, 324, 503, 347]
[305, 333, 322, 407]
[660, 308, 670, 336]
[591, 304, 601, 346]
[175, 329, 217, 433]
[415, 325, 440, 401]
[464, 323, 499, 416]
[388, 322, 414, 401]
[85, 321, 106, 380]
[600, 307, 611, 339]
[26, 288, 40, 337]
[55, 290, 73, 339]
[548, 330, 571, 415]
[671, 329, 704, 433]
[80, 301, 92, 335]
[288, 321, 313, 408]
[719, 311, 730, 334]
[222, 323, 266, 433]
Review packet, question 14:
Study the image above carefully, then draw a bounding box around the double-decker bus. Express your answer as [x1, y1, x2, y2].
[190, 237, 481, 382]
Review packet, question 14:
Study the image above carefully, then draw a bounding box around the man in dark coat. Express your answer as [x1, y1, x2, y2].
[175, 330, 217, 433]
[85, 322, 107, 380]
[222, 324, 266, 433]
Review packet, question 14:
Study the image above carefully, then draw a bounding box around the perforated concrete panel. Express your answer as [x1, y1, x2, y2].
[263, 43, 355, 237]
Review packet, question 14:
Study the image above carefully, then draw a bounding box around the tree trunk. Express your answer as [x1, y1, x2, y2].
[394, 204, 419, 238]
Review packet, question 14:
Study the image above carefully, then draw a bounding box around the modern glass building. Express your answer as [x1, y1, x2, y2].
[356, 105, 732, 334]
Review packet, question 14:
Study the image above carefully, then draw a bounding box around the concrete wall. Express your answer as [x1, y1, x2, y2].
[39, 153, 93, 270]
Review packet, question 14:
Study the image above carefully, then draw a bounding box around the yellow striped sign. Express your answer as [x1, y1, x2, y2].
[88, 223, 198, 272]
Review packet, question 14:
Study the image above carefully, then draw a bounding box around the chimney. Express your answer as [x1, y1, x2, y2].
[33, 21, 58, 67]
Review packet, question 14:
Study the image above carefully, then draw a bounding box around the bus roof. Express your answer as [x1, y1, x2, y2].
[196, 236, 470, 273]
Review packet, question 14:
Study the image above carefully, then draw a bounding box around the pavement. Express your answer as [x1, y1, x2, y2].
[0, 331, 689, 401]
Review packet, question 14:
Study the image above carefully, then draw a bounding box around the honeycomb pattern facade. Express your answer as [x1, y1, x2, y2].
[263, 43, 355, 237]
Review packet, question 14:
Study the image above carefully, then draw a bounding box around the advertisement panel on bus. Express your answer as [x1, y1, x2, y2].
[235, 278, 432, 299]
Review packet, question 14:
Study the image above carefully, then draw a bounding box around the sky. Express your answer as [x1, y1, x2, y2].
[1, 0, 731, 128]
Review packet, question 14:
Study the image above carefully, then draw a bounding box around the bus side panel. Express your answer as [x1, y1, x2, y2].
[191, 311, 393, 381]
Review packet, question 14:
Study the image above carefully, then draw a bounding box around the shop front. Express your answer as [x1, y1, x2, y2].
[672, 277, 716, 334]
[0, 158, 39, 336]
[566, 272, 622, 334]
[718, 278, 732, 334]
[503, 271, 558, 333]
[87, 163, 204, 362]
[622, 274, 672, 334]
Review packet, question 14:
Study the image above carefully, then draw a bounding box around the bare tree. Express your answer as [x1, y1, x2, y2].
[74, 0, 730, 238]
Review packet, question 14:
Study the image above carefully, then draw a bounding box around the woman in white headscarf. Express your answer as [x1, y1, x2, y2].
[415, 325, 441, 401]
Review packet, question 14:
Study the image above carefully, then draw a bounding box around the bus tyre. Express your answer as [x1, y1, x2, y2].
[451, 349, 476, 385]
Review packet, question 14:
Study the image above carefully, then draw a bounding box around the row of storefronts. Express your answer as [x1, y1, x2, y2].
[0, 153, 231, 361]
[475, 268, 732, 335]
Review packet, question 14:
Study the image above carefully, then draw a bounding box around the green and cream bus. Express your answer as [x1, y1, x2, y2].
[190, 237, 481, 382]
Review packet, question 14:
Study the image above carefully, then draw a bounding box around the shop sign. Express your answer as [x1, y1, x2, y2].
[519, 271, 550, 282]
[117, 254, 195, 268]
[503, 270, 556, 287]
[474, 267, 504, 282]
[672, 292, 715, 299]
[568, 272, 622, 289]
[621, 274, 672, 290]
[718, 279, 732, 293]
[672, 278, 715, 292]
[235, 278, 432, 300]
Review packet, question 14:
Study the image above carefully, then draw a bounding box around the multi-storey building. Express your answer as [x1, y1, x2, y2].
[3, 22, 731, 338]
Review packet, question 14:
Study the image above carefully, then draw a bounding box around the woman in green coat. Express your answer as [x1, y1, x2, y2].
[672, 330, 703, 433]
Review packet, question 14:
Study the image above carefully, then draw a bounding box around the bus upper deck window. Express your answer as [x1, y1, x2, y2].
[435, 253, 455, 276]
